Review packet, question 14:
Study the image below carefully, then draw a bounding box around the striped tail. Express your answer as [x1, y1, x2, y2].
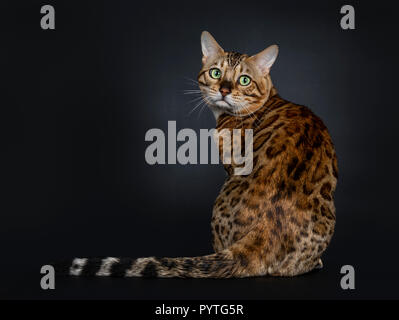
[54, 250, 241, 278]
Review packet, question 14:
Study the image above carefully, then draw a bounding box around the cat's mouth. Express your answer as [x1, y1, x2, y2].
[214, 99, 231, 109]
[201, 90, 237, 113]
[214, 97, 243, 116]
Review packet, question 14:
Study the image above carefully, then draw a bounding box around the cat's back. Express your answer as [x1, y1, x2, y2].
[250, 95, 339, 209]
[255, 94, 333, 150]
[216, 94, 339, 188]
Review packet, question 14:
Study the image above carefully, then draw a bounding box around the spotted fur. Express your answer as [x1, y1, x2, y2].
[211, 90, 337, 276]
[55, 32, 337, 279]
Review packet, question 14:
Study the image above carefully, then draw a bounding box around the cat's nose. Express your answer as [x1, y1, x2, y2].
[220, 87, 230, 97]
[219, 81, 232, 97]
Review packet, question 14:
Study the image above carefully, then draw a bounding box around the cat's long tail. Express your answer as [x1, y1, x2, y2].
[54, 229, 269, 278]
[54, 250, 241, 279]
[54, 229, 270, 278]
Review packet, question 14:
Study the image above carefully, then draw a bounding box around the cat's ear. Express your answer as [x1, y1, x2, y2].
[201, 31, 224, 64]
[248, 45, 279, 74]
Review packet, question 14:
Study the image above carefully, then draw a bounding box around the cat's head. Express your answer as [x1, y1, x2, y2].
[198, 31, 278, 119]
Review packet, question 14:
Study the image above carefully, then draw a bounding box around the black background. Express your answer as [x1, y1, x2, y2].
[1, 0, 398, 299]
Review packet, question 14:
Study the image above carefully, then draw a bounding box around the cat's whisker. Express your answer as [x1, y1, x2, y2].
[240, 101, 259, 123]
[248, 107, 259, 122]
[197, 104, 207, 119]
[187, 97, 208, 116]
[183, 76, 198, 83]
[186, 95, 205, 104]
[182, 89, 201, 92]
[181, 89, 202, 95]
[196, 96, 213, 118]
[182, 91, 202, 95]
[182, 76, 200, 87]
[246, 107, 256, 122]
[236, 101, 254, 121]
[198, 96, 212, 118]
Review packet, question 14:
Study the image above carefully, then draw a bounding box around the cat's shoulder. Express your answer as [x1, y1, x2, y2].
[262, 96, 327, 132]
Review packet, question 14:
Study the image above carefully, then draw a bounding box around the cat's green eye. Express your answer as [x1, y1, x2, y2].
[209, 68, 222, 79]
[239, 75, 251, 86]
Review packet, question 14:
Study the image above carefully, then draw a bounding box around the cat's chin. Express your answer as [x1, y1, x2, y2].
[208, 102, 232, 120]
[209, 100, 243, 119]
[214, 100, 231, 109]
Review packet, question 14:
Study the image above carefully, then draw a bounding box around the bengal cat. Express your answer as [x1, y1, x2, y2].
[56, 31, 338, 278]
